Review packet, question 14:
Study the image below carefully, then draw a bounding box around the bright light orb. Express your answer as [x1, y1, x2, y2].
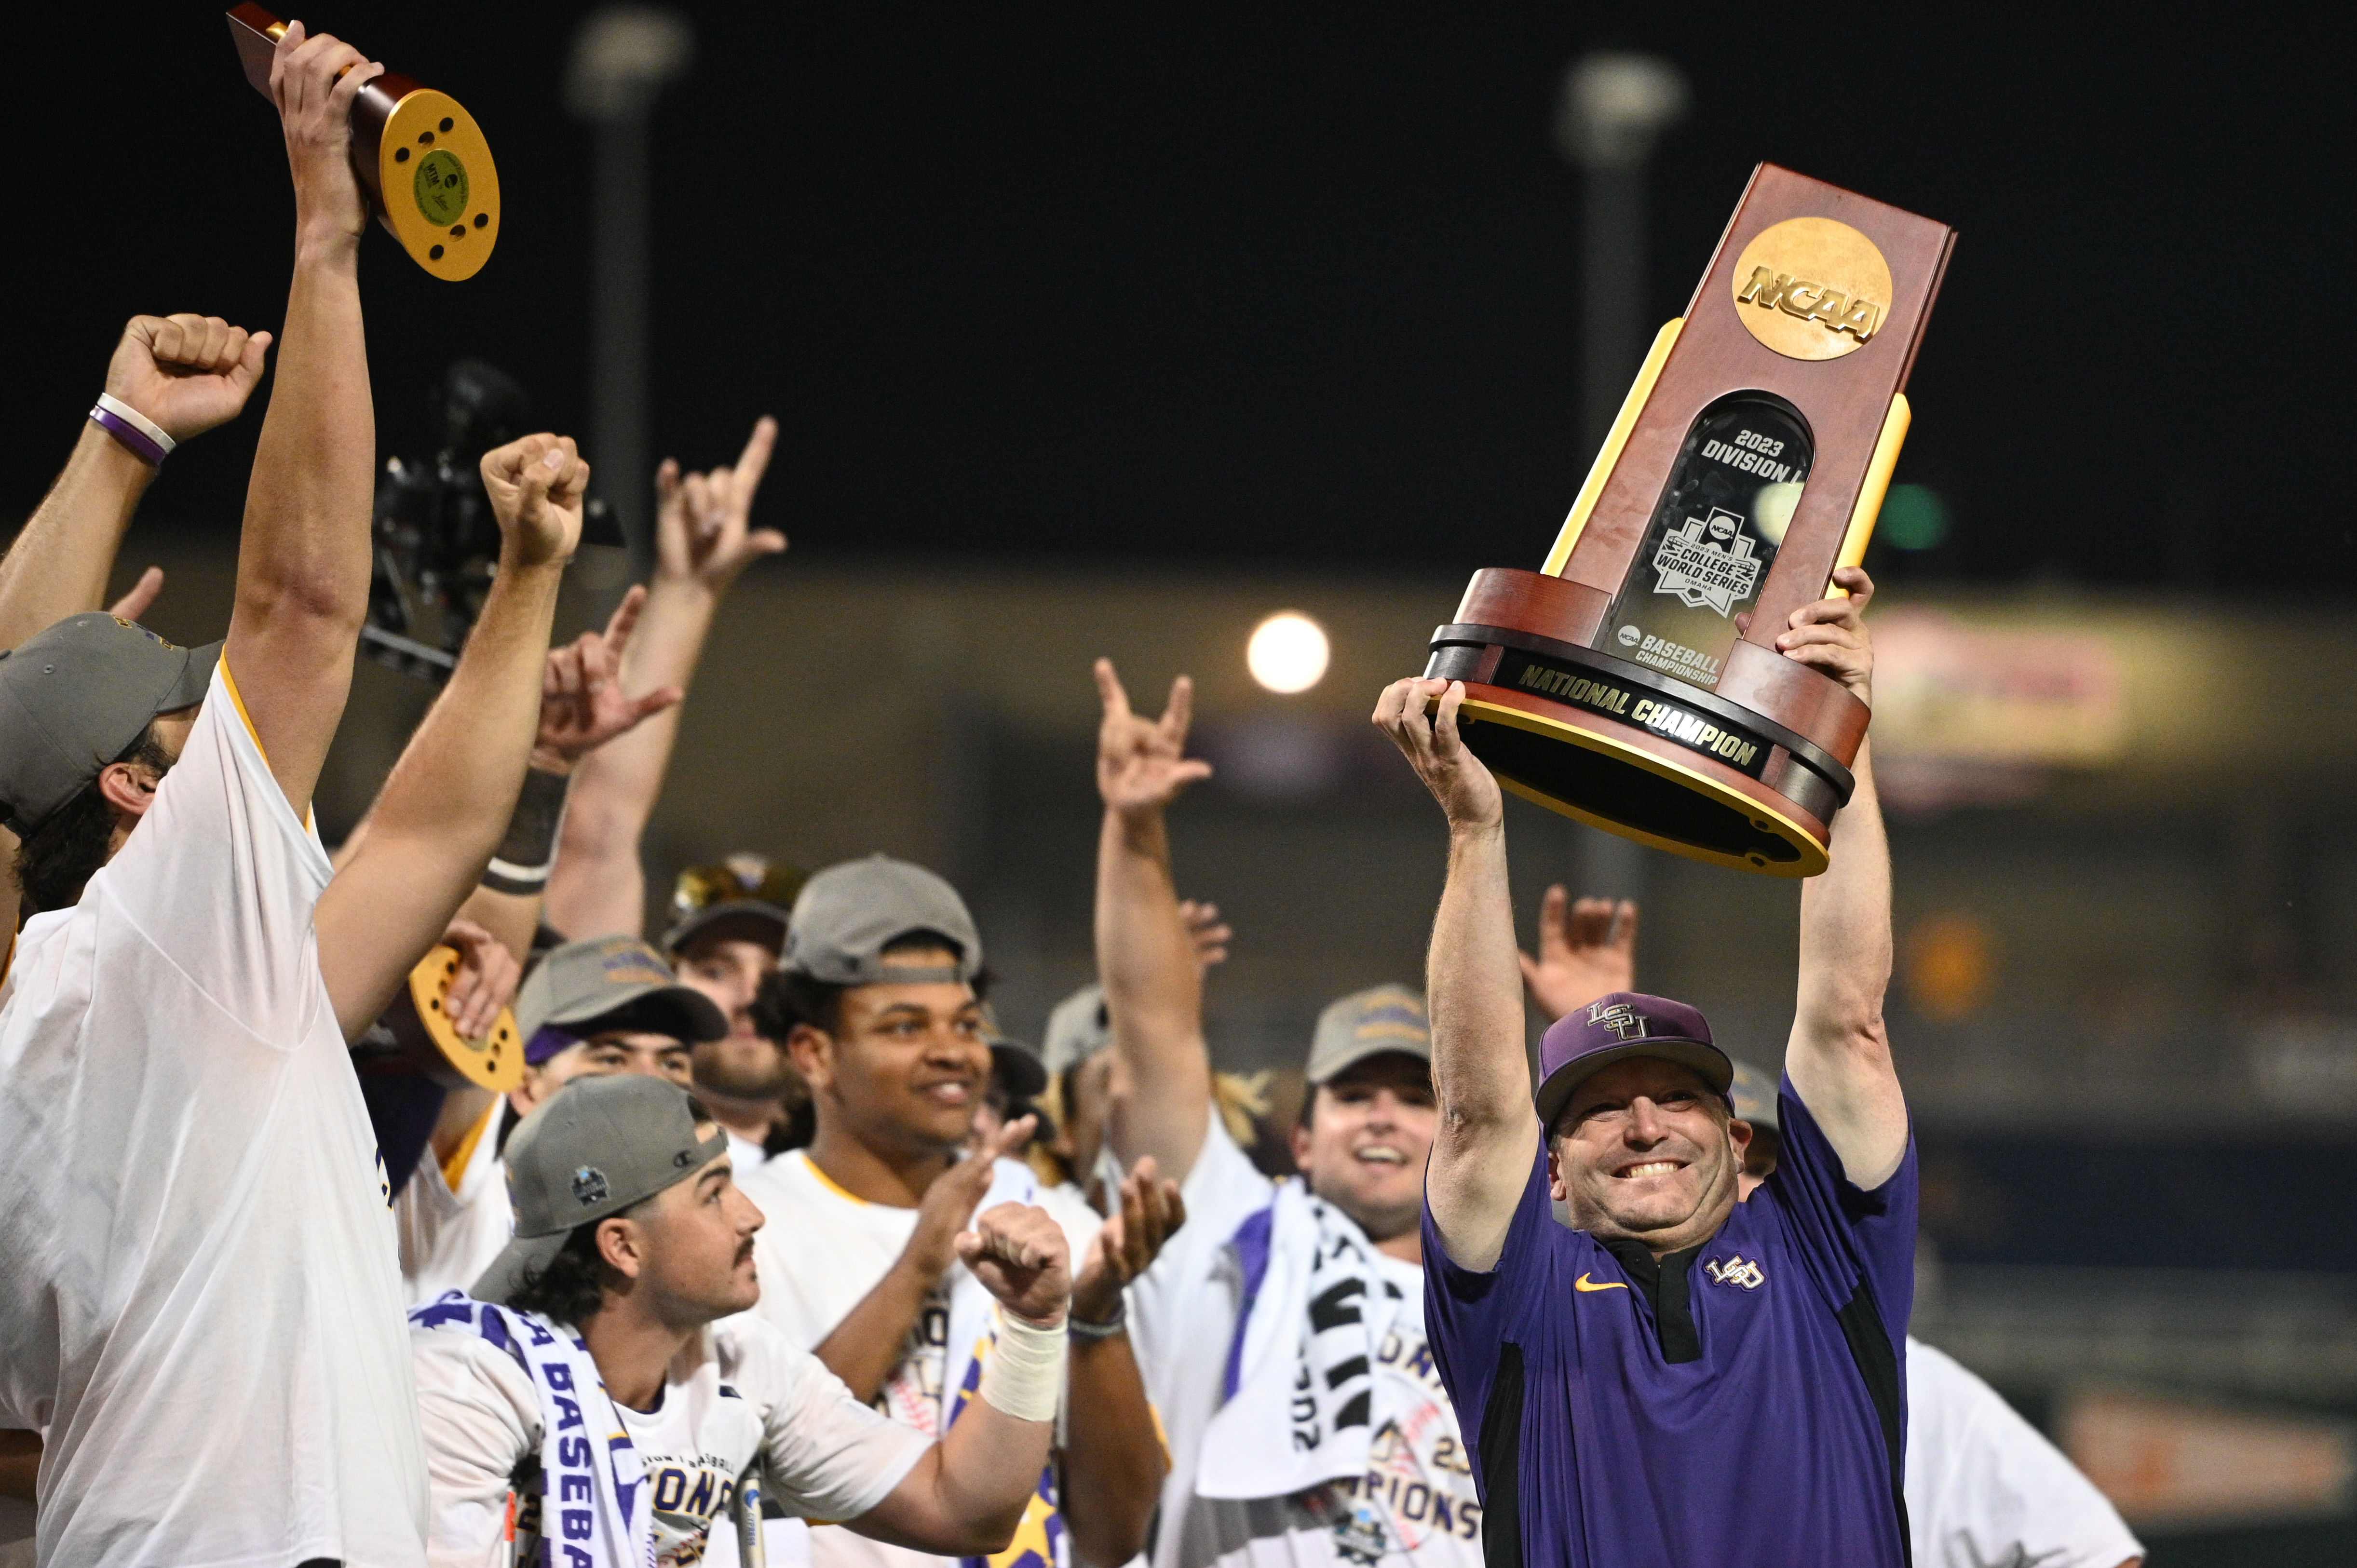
[1247, 612, 1330, 695]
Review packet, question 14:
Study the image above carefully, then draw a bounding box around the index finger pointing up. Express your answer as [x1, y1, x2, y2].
[733, 416, 777, 499]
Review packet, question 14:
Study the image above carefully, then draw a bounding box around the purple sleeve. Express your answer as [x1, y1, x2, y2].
[1420, 1140, 1559, 1494]
[1766, 1073, 1918, 1361]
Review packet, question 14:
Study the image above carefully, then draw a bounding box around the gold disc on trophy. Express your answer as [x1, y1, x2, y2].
[1728, 216, 1894, 363]
[377, 89, 502, 282]
[407, 944, 524, 1092]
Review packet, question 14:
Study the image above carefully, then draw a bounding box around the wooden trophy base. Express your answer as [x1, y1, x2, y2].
[350, 945, 525, 1092]
[228, 3, 501, 281]
[1423, 568, 1866, 877]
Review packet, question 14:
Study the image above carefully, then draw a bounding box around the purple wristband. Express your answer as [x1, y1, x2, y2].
[90, 404, 168, 466]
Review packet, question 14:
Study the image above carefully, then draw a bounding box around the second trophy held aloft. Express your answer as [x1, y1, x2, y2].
[1423, 163, 1953, 876]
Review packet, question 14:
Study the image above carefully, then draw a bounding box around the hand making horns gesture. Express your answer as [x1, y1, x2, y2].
[1094, 658, 1213, 816]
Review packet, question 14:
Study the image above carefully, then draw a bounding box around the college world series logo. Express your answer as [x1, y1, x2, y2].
[1651, 508, 1762, 617]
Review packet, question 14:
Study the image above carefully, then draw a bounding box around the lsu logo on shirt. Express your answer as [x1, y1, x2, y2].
[1705, 1255, 1765, 1290]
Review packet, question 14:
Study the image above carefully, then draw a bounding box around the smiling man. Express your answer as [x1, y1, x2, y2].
[1374, 566, 1914, 1568]
[410, 1073, 1070, 1567]
[739, 855, 1178, 1568]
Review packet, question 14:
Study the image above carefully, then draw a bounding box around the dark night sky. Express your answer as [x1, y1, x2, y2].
[11, 7, 2350, 592]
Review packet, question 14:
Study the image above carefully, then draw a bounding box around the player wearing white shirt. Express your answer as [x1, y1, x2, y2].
[1905, 1339, 2142, 1568]
[0, 25, 616, 1564]
[742, 855, 1182, 1568]
[414, 1073, 1070, 1568]
[1087, 662, 1478, 1568]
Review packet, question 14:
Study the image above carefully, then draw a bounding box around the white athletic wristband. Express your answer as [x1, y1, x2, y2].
[978, 1309, 1067, 1423]
[93, 393, 176, 458]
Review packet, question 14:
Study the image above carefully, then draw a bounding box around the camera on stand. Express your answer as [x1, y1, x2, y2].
[365, 359, 626, 682]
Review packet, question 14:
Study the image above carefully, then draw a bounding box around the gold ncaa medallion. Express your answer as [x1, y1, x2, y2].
[1729, 217, 1893, 362]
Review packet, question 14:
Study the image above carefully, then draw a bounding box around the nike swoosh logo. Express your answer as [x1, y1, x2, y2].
[1575, 1273, 1628, 1293]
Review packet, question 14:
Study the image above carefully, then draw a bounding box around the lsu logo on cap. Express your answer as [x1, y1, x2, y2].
[1587, 1000, 1649, 1041]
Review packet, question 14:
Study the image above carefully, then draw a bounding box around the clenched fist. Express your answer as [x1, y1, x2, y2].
[958, 1202, 1072, 1328]
[106, 314, 272, 445]
[481, 435, 588, 570]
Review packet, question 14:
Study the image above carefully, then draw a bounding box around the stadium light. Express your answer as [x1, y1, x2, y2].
[569, 8, 695, 582]
[1247, 613, 1330, 695]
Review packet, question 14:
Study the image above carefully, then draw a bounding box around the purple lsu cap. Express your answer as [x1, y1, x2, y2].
[1533, 991, 1734, 1131]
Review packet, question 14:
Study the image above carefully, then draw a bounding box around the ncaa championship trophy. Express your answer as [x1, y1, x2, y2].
[227, 3, 502, 281]
[1423, 163, 1953, 876]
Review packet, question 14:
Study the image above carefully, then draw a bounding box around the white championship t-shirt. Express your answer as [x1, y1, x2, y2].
[397, 1101, 515, 1306]
[1906, 1338, 2143, 1568]
[414, 1309, 928, 1568]
[1126, 1113, 1479, 1568]
[0, 662, 428, 1567]
[737, 1150, 1099, 1568]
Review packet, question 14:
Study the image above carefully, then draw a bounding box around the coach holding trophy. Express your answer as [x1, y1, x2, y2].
[1375, 566, 1916, 1568]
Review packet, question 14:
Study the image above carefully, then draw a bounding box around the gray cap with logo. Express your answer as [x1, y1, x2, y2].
[0, 614, 220, 833]
[1305, 983, 1431, 1084]
[515, 935, 728, 1051]
[1042, 983, 1111, 1078]
[471, 1074, 729, 1306]
[782, 854, 983, 987]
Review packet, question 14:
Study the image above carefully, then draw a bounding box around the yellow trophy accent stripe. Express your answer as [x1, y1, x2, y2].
[1542, 318, 1684, 577]
[1458, 696, 1830, 878]
[1829, 393, 1910, 597]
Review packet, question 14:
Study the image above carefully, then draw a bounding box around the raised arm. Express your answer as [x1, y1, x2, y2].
[0, 314, 270, 649]
[314, 436, 585, 1041]
[1777, 567, 1905, 1187]
[1375, 676, 1538, 1272]
[542, 417, 781, 939]
[1091, 659, 1218, 1185]
[219, 25, 388, 814]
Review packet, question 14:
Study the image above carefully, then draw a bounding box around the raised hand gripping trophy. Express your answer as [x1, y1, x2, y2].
[1424, 164, 1953, 876]
[227, 4, 502, 281]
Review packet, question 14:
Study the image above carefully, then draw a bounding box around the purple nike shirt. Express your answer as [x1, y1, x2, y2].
[1423, 1075, 1918, 1568]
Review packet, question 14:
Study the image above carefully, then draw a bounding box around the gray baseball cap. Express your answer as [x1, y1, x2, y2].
[471, 1074, 729, 1306]
[1305, 984, 1431, 1085]
[516, 935, 728, 1053]
[1729, 1058, 1780, 1133]
[0, 614, 220, 833]
[1042, 983, 1111, 1078]
[781, 854, 982, 987]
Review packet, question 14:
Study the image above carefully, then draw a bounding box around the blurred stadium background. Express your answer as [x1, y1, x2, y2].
[14, 7, 2354, 1559]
